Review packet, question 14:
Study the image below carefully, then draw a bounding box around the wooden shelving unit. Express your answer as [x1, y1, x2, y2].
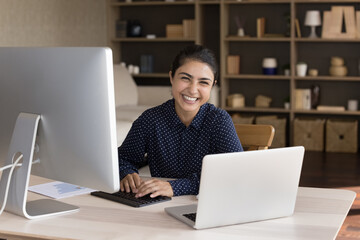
[107, 0, 360, 147]
[220, 0, 360, 146]
[107, 0, 200, 75]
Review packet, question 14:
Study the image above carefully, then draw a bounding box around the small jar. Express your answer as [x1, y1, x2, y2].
[262, 58, 277, 75]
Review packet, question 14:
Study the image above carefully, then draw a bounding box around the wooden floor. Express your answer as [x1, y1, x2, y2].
[299, 151, 360, 240]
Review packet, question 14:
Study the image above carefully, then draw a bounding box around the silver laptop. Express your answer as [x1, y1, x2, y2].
[165, 146, 305, 229]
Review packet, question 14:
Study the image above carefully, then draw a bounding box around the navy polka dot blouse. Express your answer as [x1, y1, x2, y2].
[118, 99, 243, 196]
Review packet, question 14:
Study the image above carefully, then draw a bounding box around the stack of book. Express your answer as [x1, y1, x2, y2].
[183, 19, 195, 38]
[166, 24, 183, 38]
[295, 89, 311, 110]
[317, 105, 345, 111]
[227, 55, 240, 74]
[116, 20, 127, 38]
[140, 55, 154, 73]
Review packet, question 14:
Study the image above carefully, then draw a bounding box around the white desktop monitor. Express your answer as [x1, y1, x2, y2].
[0, 47, 120, 219]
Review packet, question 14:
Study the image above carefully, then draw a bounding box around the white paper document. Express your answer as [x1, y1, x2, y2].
[28, 181, 95, 199]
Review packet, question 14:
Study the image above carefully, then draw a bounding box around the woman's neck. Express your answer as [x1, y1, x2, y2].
[174, 104, 199, 127]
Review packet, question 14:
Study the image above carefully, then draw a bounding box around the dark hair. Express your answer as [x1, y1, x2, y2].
[170, 45, 218, 85]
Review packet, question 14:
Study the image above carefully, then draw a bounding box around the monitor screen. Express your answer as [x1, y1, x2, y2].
[0, 47, 120, 194]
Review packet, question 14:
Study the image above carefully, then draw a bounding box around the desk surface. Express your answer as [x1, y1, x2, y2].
[0, 176, 355, 240]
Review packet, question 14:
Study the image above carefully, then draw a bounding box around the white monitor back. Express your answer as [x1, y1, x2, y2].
[0, 47, 119, 192]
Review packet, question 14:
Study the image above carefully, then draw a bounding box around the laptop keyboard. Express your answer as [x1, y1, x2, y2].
[183, 212, 197, 222]
[91, 190, 171, 208]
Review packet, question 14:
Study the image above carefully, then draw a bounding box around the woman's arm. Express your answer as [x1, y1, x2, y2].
[118, 115, 149, 192]
[213, 110, 243, 153]
[168, 174, 200, 196]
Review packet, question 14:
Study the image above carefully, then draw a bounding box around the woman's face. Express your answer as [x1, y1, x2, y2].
[170, 60, 215, 118]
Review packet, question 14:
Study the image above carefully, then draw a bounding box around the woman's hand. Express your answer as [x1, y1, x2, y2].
[135, 178, 174, 198]
[120, 173, 143, 193]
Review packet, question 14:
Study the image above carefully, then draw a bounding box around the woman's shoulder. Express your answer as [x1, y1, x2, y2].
[203, 103, 231, 120]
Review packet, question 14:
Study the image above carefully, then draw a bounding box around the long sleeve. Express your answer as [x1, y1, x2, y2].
[168, 173, 200, 196]
[118, 116, 148, 179]
[213, 111, 243, 153]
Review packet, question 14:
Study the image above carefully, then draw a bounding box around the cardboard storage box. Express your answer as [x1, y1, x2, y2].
[256, 115, 286, 148]
[255, 95, 272, 108]
[227, 94, 245, 108]
[326, 119, 358, 153]
[166, 24, 183, 38]
[293, 118, 325, 151]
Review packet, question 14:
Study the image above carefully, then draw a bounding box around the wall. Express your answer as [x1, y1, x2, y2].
[0, 0, 107, 46]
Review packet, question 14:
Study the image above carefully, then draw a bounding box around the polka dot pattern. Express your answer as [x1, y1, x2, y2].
[118, 99, 243, 196]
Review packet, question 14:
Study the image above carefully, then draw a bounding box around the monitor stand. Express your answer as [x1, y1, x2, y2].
[0, 113, 78, 219]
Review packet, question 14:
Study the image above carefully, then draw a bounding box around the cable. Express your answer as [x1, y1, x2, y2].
[0, 156, 23, 215]
[0, 155, 40, 215]
[0, 155, 40, 172]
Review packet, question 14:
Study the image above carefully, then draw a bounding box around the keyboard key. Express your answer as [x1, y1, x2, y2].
[183, 212, 197, 222]
[91, 190, 171, 207]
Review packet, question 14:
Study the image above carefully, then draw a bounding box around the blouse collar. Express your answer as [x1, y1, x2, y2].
[166, 99, 209, 131]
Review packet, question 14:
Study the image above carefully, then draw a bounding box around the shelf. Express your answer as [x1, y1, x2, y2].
[111, 1, 195, 7]
[132, 73, 169, 78]
[225, 36, 291, 42]
[294, 76, 360, 81]
[226, 107, 360, 116]
[225, 74, 291, 80]
[294, 109, 360, 116]
[112, 37, 196, 42]
[199, 0, 220, 4]
[294, 0, 360, 3]
[224, 107, 290, 113]
[295, 38, 360, 43]
[224, 0, 291, 4]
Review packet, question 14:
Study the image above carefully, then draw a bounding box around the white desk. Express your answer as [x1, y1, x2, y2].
[0, 176, 355, 240]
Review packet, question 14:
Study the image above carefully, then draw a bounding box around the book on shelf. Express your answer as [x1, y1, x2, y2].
[295, 89, 311, 110]
[357, 11, 360, 38]
[256, 17, 265, 38]
[227, 55, 240, 74]
[295, 19, 301, 38]
[166, 24, 183, 38]
[116, 20, 127, 38]
[183, 19, 195, 38]
[316, 105, 345, 112]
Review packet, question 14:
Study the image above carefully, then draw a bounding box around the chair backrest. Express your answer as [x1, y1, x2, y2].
[234, 124, 275, 151]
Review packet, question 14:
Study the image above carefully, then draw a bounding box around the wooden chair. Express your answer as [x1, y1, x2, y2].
[234, 124, 275, 151]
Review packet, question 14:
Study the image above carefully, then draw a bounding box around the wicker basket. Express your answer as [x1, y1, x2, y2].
[293, 118, 325, 151]
[256, 115, 286, 148]
[231, 114, 254, 124]
[326, 119, 358, 153]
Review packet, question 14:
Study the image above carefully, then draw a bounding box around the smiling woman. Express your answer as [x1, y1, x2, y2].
[118, 45, 243, 198]
[170, 61, 215, 127]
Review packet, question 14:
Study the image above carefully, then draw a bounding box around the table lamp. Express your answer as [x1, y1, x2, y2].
[304, 10, 321, 38]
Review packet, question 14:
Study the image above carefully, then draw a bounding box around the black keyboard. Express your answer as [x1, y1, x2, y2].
[183, 212, 197, 222]
[91, 190, 171, 208]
